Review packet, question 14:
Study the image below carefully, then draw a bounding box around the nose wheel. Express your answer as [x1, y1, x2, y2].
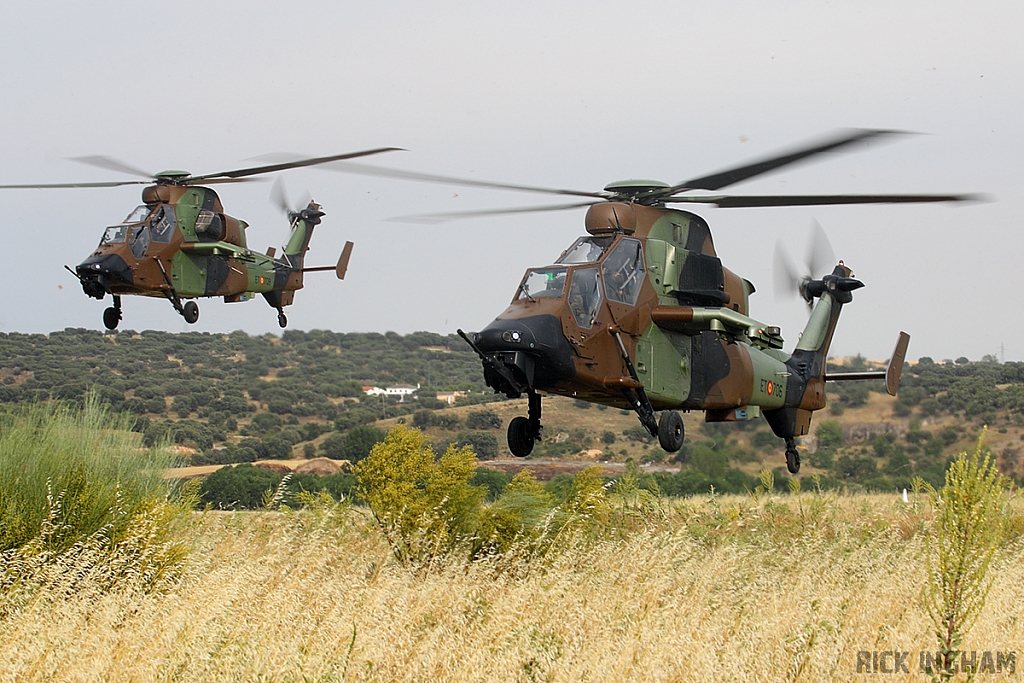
[277, 310, 288, 328]
[102, 296, 122, 331]
[507, 391, 543, 458]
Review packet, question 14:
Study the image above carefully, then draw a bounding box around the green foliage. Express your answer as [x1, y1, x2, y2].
[465, 409, 502, 430]
[343, 425, 386, 463]
[470, 468, 511, 501]
[199, 464, 282, 509]
[0, 396, 179, 554]
[601, 430, 616, 445]
[452, 431, 499, 460]
[319, 432, 347, 459]
[815, 419, 844, 450]
[622, 425, 653, 444]
[475, 471, 555, 557]
[355, 425, 485, 566]
[924, 432, 1010, 679]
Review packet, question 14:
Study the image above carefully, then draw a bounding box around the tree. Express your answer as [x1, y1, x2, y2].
[466, 409, 501, 430]
[199, 464, 281, 509]
[319, 432, 347, 459]
[344, 425, 386, 463]
[454, 431, 499, 460]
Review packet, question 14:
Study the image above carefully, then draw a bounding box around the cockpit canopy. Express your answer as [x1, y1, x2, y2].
[99, 204, 177, 254]
[515, 235, 647, 328]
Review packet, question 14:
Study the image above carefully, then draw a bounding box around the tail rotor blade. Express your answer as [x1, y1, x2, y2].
[806, 220, 837, 277]
[270, 177, 290, 215]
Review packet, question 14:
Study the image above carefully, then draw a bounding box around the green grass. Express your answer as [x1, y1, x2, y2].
[0, 394, 180, 553]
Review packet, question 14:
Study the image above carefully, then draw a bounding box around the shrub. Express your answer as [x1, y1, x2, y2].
[923, 432, 1010, 679]
[355, 425, 484, 566]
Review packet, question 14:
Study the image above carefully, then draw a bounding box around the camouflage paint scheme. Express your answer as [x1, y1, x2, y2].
[473, 200, 860, 442]
[75, 183, 329, 324]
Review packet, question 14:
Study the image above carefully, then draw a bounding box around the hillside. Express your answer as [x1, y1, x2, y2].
[0, 328, 1020, 492]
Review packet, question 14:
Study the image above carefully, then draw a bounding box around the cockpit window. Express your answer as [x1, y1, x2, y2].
[149, 205, 176, 243]
[568, 267, 602, 328]
[100, 225, 128, 245]
[517, 268, 567, 301]
[123, 205, 151, 224]
[602, 237, 646, 305]
[556, 236, 613, 264]
[129, 225, 151, 259]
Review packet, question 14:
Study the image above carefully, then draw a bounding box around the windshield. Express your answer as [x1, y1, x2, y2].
[568, 268, 602, 328]
[123, 205, 151, 223]
[517, 268, 567, 301]
[602, 238, 646, 305]
[557, 236, 612, 264]
[101, 225, 128, 245]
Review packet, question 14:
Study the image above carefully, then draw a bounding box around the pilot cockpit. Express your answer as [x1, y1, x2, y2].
[514, 234, 646, 329]
[99, 204, 177, 251]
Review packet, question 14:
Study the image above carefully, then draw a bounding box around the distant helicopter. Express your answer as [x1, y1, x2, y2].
[328, 130, 976, 473]
[0, 148, 399, 329]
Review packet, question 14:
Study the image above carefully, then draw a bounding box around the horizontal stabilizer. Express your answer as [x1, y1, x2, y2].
[301, 241, 354, 280]
[824, 331, 910, 397]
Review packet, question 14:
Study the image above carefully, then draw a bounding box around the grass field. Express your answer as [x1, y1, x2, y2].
[1, 492, 1021, 682]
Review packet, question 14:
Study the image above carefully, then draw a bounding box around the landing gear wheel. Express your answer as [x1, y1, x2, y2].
[278, 312, 288, 328]
[507, 416, 535, 458]
[182, 301, 199, 324]
[103, 306, 120, 331]
[657, 411, 684, 452]
[786, 447, 801, 475]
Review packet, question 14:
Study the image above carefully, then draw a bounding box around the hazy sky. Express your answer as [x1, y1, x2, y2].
[1, 1, 1020, 362]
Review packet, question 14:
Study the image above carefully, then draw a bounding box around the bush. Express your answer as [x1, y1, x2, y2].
[355, 425, 484, 566]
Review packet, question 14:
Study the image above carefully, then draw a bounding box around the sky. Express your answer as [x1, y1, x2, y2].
[0, 0, 1020, 362]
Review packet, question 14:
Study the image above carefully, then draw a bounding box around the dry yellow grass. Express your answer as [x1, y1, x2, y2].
[1, 494, 1022, 682]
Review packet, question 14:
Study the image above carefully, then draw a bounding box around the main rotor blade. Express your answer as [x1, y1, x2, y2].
[670, 129, 909, 193]
[325, 161, 608, 199]
[663, 193, 983, 207]
[189, 147, 405, 182]
[391, 200, 599, 224]
[0, 180, 151, 189]
[69, 155, 155, 179]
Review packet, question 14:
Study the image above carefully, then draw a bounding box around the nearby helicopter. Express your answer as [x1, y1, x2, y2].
[0, 148, 399, 329]
[328, 130, 976, 473]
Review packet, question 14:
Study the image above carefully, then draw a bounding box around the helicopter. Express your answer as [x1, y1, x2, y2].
[327, 129, 976, 473]
[0, 148, 400, 330]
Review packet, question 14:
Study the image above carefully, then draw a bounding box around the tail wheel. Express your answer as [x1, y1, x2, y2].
[657, 411, 684, 452]
[786, 447, 801, 474]
[278, 312, 288, 328]
[507, 416, 535, 458]
[183, 301, 199, 324]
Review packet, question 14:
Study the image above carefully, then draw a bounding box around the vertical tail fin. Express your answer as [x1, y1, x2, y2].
[764, 262, 863, 439]
[282, 202, 325, 265]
